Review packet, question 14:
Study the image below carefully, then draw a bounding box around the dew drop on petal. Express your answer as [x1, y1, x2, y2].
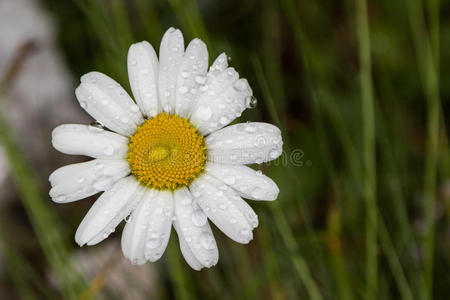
[195, 75, 207, 85]
[178, 86, 188, 94]
[269, 149, 280, 159]
[191, 209, 207, 226]
[219, 116, 229, 125]
[200, 232, 216, 250]
[181, 196, 192, 206]
[245, 96, 258, 109]
[146, 237, 162, 249]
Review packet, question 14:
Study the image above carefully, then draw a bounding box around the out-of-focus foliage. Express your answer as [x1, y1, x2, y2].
[0, 0, 449, 299]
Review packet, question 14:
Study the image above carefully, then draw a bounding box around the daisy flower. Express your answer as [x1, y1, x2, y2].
[49, 28, 283, 270]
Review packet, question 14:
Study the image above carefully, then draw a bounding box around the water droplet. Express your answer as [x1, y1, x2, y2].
[131, 60, 137, 65]
[233, 79, 247, 91]
[101, 99, 108, 106]
[195, 75, 207, 84]
[104, 210, 110, 215]
[269, 149, 280, 159]
[80, 101, 88, 109]
[230, 218, 237, 224]
[77, 177, 85, 183]
[245, 96, 257, 109]
[181, 71, 189, 78]
[216, 190, 224, 196]
[54, 195, 66, 202]
[219, 116, 229, 125]
[181, 196, 192, 206]
[120, 116, 129, 124]
[200, 232, 216, 250]
[146, 237, 161, 249]
[227, 56, 232, 62]
[240, 228, 250, 236]
[145, 92, 152, 98]
[255, 170, 263, 176]
[178, 86, 188, 94]
[191, 209, 207, 226]
[219, 203, 227, 210]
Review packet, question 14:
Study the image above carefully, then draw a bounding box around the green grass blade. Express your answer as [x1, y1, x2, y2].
[355, 0, 378, 298]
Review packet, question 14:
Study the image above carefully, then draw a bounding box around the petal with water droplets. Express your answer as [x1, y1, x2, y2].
[49, 159, 130, 203]
[175, 38, 208, 118]
[206, 162, 279, 201]
[208, 53, 228, 75]
[121, 189, 173, 264]
[206, 122, 283, 165]
[173, 187, 218, 269]
[158, 28, 184, 113]
[76, 72, 143, 136]
[75, 176, 143, 246]
[190, 174, 256, 244]
[52, 124, 129, 159]
[190, 72, 251, 135]
[127, 41, 160, 117]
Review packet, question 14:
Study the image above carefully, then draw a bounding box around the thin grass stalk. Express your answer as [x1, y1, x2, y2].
[355, 0, 377, 298]
[378, 214, 414, 300]
[405, 0, 440, 297]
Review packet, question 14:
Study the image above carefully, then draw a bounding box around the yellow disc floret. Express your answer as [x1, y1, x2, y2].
[128, 113, 206, 190]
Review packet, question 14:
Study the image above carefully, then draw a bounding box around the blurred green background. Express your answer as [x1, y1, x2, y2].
[0, 0, 449, 299]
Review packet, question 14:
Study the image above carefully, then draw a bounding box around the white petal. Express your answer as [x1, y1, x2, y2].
[206, 162, 279, 201]
[158, 28, 184, 113]
[190, 73, 251, 135]
[175, 38, 208, 118]
[121, 189, 173, 264]
[173, 187, 218, 269]
[51, 124, 129, 159]
[190, 174, 256, 244]
[176, 226, 204, 270]
[75, 72, 143, 136]
[127, 41, 160, 117]
[75, 176, 142, 246]
[206, 122, 283, 165]
[49, 159, 130, 203]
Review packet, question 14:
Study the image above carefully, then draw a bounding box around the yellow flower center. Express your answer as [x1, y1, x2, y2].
[128, 113, 206, 190]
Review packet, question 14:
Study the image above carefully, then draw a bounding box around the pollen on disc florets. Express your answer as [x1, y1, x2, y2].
[128, 113, 207, 190]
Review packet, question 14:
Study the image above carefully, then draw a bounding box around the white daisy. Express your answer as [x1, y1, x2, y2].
[49, 28, 283, 270]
